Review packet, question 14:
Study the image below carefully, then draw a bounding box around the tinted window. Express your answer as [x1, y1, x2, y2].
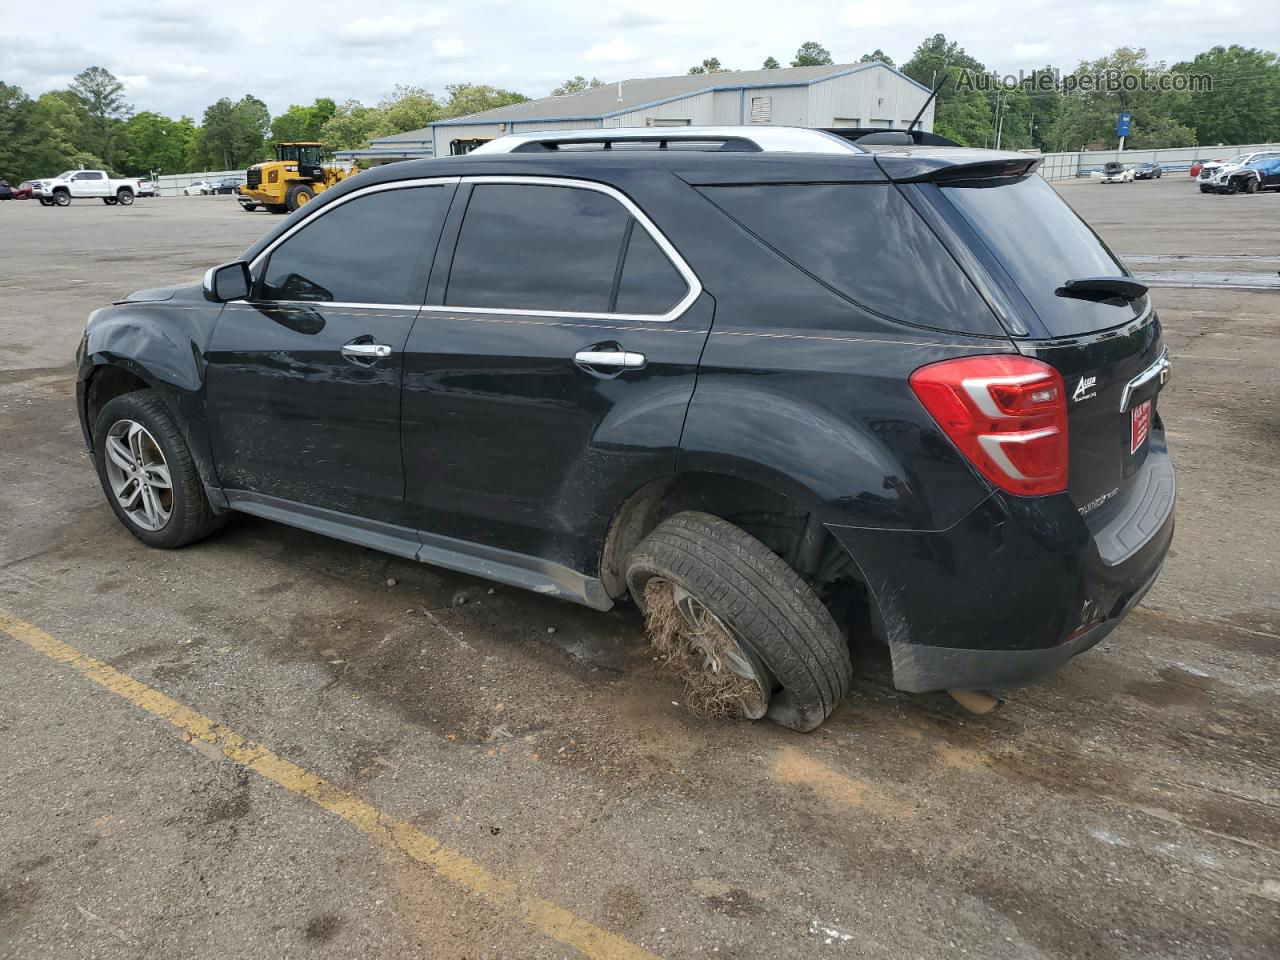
[943, 175, 1142, 336]
[447, 184, 629, 312]
[261, 186, 450, 304]
[700, 183, 997, 335]
[615, 224, 687, 314]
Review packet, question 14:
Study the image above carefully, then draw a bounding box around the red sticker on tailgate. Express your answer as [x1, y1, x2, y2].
[1130, 400, 1151, 454]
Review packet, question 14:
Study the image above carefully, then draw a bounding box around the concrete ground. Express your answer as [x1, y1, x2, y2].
[1, 179, 1277, 959]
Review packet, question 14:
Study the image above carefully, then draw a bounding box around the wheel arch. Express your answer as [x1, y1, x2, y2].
[599, 470, 877, 639]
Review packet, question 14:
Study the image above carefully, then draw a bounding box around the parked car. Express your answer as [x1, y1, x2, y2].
[1210, 155, 1280, 194]
[1189, 159, 1208, 178]
[75, 127, 1174, 731]
[1099, 161, 1134, 183]
[1133, 162, 1162, 180]
[14, 180, 39, 199]
[182, 180, 214, 196]
[1198, 152, 1280, 192]
[212, 177, 245, 195]
[0, 180, 12, 200]
[33, 170, 142, 206]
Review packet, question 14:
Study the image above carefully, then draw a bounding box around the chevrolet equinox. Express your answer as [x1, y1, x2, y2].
[77, 127, 1175, 731]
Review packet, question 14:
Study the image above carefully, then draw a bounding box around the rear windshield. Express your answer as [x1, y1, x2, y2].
[698, 183, 1000, 336]
[943, 175, 1144, 337]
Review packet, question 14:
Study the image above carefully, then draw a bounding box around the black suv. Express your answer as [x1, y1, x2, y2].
[76, 127, 1174, 731]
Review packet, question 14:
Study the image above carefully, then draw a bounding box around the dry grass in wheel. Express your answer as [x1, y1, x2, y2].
[643, 578, 764, 719]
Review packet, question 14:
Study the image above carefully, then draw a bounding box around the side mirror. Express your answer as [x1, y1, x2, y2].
[203, 261, 252, 302]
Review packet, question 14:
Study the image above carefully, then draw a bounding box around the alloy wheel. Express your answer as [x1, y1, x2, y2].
[103, 419, 173, 531]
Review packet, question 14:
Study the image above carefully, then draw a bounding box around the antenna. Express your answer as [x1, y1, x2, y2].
[908, 68, 951, 133]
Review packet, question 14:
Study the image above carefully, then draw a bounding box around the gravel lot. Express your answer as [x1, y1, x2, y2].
[1, 179, 1277, 959]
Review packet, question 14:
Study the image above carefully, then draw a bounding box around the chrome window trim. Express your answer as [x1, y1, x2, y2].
[248, 174, 701, 324]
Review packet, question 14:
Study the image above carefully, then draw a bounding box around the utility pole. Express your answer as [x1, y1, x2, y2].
[994, 91, 1005, 150]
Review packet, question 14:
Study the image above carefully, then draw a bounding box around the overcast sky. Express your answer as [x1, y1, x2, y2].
[4, 0, 1270, 119]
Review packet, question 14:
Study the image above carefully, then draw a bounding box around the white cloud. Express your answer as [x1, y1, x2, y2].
[583, 37, 641, 63]
[433, 37, 466, 60]
[338, 12, 447, 47]
[1012, 41, 1052, 59]
[838, 2, 910, 28]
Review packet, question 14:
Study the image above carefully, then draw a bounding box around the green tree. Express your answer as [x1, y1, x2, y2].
[791, 42, 833, 67]
[443, 83, 528, 117]
[1045, 48, 1195, 150]
[197, 95, 270, 170]
[859, 49, 895, 67]
[0, 83, 44, 182]
[122, 112, 197, 175]
[551, 76, 603, 96]
[934, 86, 995, 146]
[1171, 45, 1280, 146]
[269, 98, 336, 143]
[903, 34, 985, 107]
[688, 58, 728, 75]
[762, 56, 780, 70]
[319, 99, 379, 151]
[69, 66, 132, 167]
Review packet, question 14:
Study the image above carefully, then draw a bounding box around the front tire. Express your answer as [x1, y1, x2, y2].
[102, 197, 117, 205]
[625, 511, 853, 732]
[285, 184, 314, 212]
[92, 389, 223, 549]
[39, 197, 54, 206]
[53, 191, 71, 206]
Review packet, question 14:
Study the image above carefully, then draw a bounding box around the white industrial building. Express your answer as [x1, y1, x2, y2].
[340, 61, 934, 164]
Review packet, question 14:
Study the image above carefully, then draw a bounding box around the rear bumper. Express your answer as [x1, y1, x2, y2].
[829, 438, 1174, 692]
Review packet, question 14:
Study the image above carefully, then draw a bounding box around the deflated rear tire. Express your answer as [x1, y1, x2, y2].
[92, 389, 223, 549]
[625, 511, 853, 732]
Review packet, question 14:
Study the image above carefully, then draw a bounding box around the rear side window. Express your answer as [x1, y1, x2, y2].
[447, 184, 629, 313]
[261, 185, 451, 304]
[615, 224, 687, 314]
[699, 183, 997, 335]
[942, 175, 1143, 336]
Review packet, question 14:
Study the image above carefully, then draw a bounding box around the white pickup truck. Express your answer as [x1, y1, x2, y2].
[34, 170, 144, 207]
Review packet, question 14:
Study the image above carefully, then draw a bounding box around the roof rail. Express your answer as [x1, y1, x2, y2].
[469, 126, 864, 156]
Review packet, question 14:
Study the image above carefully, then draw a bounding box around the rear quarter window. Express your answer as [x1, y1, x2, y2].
[942, 175, 1145, 337]
[697, 183, 1000, 336]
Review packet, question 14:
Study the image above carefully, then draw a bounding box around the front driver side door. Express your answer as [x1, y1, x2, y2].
[205, 179, 456, 529]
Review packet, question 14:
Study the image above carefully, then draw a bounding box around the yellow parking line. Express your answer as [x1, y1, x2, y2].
[0, 607, 659, 960]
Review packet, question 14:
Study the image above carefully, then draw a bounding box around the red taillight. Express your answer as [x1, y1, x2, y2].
[909, 355, 1068, 496]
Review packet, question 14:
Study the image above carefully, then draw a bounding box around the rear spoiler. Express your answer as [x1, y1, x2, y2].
[875, 155, 1043, 185]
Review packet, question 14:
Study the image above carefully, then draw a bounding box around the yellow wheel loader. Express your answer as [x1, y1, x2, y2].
[237, 142, 356, 214]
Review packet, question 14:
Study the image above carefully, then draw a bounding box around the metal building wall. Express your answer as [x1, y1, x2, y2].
[807, 70, 934, 130]
[604, 91, 716, 127]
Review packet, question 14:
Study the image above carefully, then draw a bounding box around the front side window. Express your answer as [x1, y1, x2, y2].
[260, 185, 451, 304]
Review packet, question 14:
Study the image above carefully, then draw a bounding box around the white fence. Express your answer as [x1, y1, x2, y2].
[1034, 142, 1280, 181]
[154, 170, 243, 197]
